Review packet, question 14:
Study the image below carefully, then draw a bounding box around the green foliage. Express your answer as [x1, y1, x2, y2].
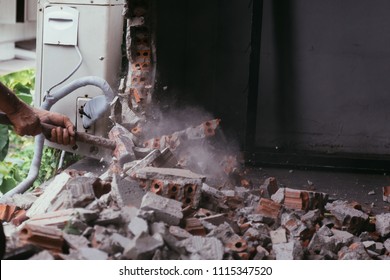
[0, 69, 35, 104]
[0, 125, 9, 161]
[34, 147, 62, 187]
[0, 69, 76, 194]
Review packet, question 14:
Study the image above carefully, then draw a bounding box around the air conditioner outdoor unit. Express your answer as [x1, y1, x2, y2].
[35, 0, 125, 160]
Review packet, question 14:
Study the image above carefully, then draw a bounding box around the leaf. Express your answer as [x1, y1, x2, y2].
[0, 125, 9, 161]
[0, 177, 17, 194]
[16, 92, 33, 105]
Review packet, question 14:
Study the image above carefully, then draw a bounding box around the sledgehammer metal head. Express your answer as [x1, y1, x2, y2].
[108, 123, 136, 167]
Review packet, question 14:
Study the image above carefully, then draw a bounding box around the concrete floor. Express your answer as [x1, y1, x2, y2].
[70, 157, 390, 214]
[247, 166, 390, 214]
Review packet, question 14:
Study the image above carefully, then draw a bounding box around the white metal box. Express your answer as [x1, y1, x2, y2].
[35, 0, 125, 160]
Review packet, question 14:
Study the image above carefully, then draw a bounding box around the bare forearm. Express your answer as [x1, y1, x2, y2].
[0, 82, 23, 115]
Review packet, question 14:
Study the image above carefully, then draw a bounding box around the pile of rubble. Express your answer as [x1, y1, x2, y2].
[1, 120, 390, 260]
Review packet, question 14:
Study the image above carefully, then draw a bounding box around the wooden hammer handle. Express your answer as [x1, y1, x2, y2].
[0, 112, 116, 150]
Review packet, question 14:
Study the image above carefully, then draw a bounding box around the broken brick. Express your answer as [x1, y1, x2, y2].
[281, 212, 310, 239]
[259, 177, 279, 198]
[19, 224, 65, 253]
[185, 218, 206, 236]
[209, 223, 248, 253]
[383, 186, 390, 203]
[284, 188, 328, 211]
[133, 167, 205, 208]
[255, 198, 281, 225]
[0, 204, 20, 223]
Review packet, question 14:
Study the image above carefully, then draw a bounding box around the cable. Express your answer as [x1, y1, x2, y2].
[46, 45, 83, 95]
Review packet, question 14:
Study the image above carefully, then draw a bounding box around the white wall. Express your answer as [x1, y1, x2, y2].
[0, 0, 37, 60]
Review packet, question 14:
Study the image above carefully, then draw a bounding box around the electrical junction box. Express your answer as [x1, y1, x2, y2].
[35, 0, 125, 160]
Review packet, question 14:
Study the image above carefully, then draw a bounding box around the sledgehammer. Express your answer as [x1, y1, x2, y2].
[0, 112, 135, 165]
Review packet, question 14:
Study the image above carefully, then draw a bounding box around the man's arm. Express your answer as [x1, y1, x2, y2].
[0, 81, 41, 136]
[0, 81, 75, 145]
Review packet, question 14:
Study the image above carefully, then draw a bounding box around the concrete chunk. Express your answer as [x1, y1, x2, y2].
[179, 236, 224, 260]
[208, 223, 247, 253]
[301, 209, 321, 227]
[111, 174, 145, 208]
[134, 167, 205, 182]
[3, 193, 37, 209]
[151, 148, 178, 168]
[25, 208, 98, 230]
[270, 227, 287, 244]
[384, 239, 390, 253]
[29, 250, 55, 260]
[338, 242, 371, 260]
[67, 177, 97, 207]
[169, 226, 193, 240]
[128, 216, 148, 236]
[27, 173, 71, 217]
[78, 247, 109, 260]
[271, 188, 285, 204]
[331, 229, 355, 249]
[375, 213, 390, 237]
[141, 192, 183, 225]
[123, 233, 164, 259]
[63, 233, 90, 249]
[325, 200, 369, 234]
[259, 177, 279, 198]
[123, 149, 161, 176]
[273, 240, 303, 260]
[95, 208, 122, 226]
[109, 233, 132, 254]
[253, 245, 270, 260]
[307, 225, 336, 254]
[281, 212, 309, 239]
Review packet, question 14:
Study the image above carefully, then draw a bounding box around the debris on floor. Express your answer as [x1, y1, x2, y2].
[1, 118, 389, 260]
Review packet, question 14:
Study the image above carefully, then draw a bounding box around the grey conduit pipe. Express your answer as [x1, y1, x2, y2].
[1, 76, 115, 199]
